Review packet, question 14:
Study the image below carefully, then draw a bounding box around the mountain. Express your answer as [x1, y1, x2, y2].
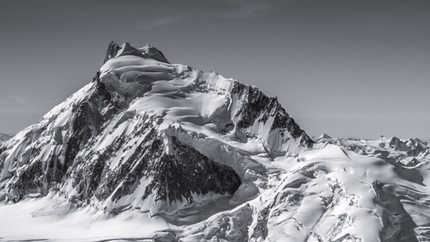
[316, 133, 332, 140]
[0, 42, 312, 216]
[0, 43, 429, 242]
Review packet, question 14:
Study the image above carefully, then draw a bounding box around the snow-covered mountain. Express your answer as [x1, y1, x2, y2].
[0, 43, 429, 242]
[0, 42, 312, 216]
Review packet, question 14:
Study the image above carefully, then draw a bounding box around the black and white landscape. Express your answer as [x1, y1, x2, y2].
[0, 42, 429, 241]
[1, 1, 430, 242]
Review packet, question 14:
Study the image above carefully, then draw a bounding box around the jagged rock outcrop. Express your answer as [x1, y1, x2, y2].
[103, 41, 120, 63]
[231, 82, 313, 149]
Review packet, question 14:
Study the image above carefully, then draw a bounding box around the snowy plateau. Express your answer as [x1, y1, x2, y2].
[0, 42, 429, 242]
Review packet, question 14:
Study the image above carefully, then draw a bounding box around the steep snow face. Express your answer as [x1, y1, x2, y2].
[0, 42, 312, 218]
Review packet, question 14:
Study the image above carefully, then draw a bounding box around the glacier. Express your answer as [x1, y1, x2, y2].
[0, 42, 429, 242]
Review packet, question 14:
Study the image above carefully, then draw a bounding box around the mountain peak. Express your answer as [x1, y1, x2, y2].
[104, 41, 169, 64]
[0, 41, 313, 223]
[318, 133, 332, 139]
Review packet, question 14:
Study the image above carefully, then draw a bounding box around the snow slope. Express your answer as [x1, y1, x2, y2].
[1, 143, 428, 241]
[0, 43, 429, 241]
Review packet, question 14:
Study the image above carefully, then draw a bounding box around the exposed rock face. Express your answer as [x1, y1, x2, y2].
[0, 42, 313, 216]
[231, 82, 313, 149]
[103, 41, 120, 63]
[141, 136, 241, 204]
[389, 136, 427, 157]
[104, 41, 169, 64]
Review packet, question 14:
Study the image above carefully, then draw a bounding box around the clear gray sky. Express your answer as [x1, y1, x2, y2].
[1, 0, 429, 139]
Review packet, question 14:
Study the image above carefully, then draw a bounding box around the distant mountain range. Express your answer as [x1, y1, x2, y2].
[0, 133, 13, 142]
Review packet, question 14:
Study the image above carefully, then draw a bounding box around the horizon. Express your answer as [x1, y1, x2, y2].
[1, 0, 430, 139]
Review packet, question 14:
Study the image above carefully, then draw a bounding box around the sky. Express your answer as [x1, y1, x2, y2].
[1, 0, 429, 139]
